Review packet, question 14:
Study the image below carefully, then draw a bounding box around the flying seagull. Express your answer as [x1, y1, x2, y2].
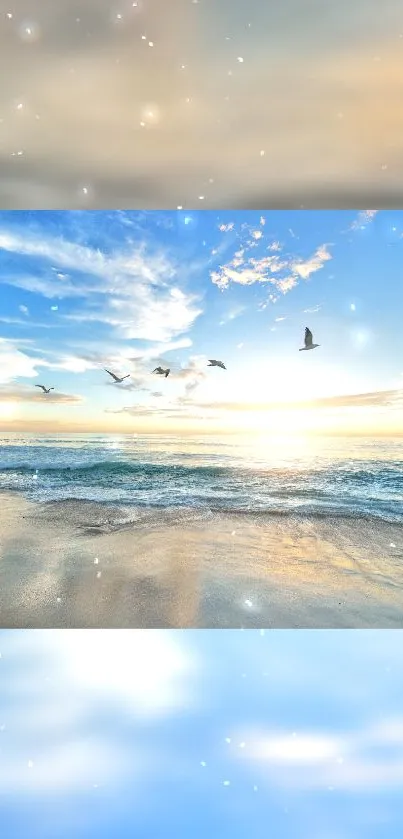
[152, 367, 170, 377]
[35, 385, 54, 394]
[104, 368, 130, 383]
[208, 359, 226, 369]
[299, 327, 320, 351]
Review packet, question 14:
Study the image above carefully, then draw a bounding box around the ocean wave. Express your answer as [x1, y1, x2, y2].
[1, 457, 402, 481]
[20, 496, 403, 534]
[1, 452, 402, 525]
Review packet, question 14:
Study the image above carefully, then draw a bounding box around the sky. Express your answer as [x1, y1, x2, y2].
[1, 628, 403, 839]
[0, 209, 402, 436]
[1, 0, 403, 209]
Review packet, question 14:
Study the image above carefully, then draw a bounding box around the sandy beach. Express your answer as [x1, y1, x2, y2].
[1, 490, 402, 628]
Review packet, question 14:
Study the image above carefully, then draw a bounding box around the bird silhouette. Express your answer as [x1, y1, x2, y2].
[299, 327, 320, 351]
[104, 368, 130, 383]
[152, 367, 170, 377]
[208, 359, 226, 370]
[35, 385, 55, 394]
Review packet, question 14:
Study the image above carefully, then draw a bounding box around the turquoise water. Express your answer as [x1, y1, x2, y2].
[0, 433, 402, 524]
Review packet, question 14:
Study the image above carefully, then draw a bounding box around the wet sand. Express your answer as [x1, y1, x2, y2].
[0, 491, 402, 628]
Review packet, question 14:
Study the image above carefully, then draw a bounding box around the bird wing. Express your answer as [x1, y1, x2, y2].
[208, 360, 216, 364]
[122, 374, 130, 380]
[105, 368, 119, 381]
[49, 388, 55, 390]
[152, 367, 162, 373]
[35, 385, 45, 391]
[165, 369, 170, 377]
[305, 327, 313, 347]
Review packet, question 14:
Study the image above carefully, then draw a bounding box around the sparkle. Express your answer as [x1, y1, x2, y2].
[260, 149, 265, 156]
[141, 34, 146, 40]
[96, 571, 102, 579]
[16, 103, 23, 110]
[148, 41, 154, 47]
[6, 12, 13, 19]
[177, 205, 183, 210]
[140, 104, 160, 125]
[225, 737, 231, 744]
[244, 599, 253, 608]
[82, 187, 88, 194]
[180, 64, 186, 69]
[200, 761, 206, 767]
[94, 558, 99, 564]
[116, 13, 123, 20]
[223, 780, 230, 786]
[19, 20, 40, 41]
[198, 195, 205, 200]
[56, 597, 61, 603]
[237, 56, 244, 63]
[390, 542, 396, 548]
[27, 760, 34, 769]
[253, 785, 258, 792]
[381, 164, 388, 170]
[350, 303, 356, 311]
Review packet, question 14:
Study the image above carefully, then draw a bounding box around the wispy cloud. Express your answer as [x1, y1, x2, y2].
[176, 356, 208, 396]
[0, 385, 82, 404]
[0, 225, 203, 342]
[350, 210, 378, 231]
[173, 389, 403, 414]
[236, 718, 403, 791]
[0, 338, 43, 384]
[211, 227, 332, 293]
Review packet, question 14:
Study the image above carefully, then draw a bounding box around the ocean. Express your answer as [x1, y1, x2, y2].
[0, 433, 402, 532]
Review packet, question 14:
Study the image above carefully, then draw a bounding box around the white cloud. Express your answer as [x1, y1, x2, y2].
[233, 716, 403, 792]
[291, 245, 332, 279]
[211, 234, 332, 294]
[350, 210, 378, 231]
[18, 304, 29, 315]
[0, 339, 42, 384]
[176, 355, 208, 395]
[247, 732, 342, 764]
[0, 227, 203, 343]
[53, 630, 192, 714]
[0, 630, 195, 796]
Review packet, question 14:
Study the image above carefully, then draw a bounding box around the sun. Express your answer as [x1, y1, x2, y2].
[0, 401, 17, 419]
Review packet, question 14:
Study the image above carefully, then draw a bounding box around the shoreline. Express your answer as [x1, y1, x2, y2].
[0, 491, 402, 628]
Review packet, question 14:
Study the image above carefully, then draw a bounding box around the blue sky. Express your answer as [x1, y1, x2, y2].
[0, 209, 402, 435]
[1, 629, 403, 839]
